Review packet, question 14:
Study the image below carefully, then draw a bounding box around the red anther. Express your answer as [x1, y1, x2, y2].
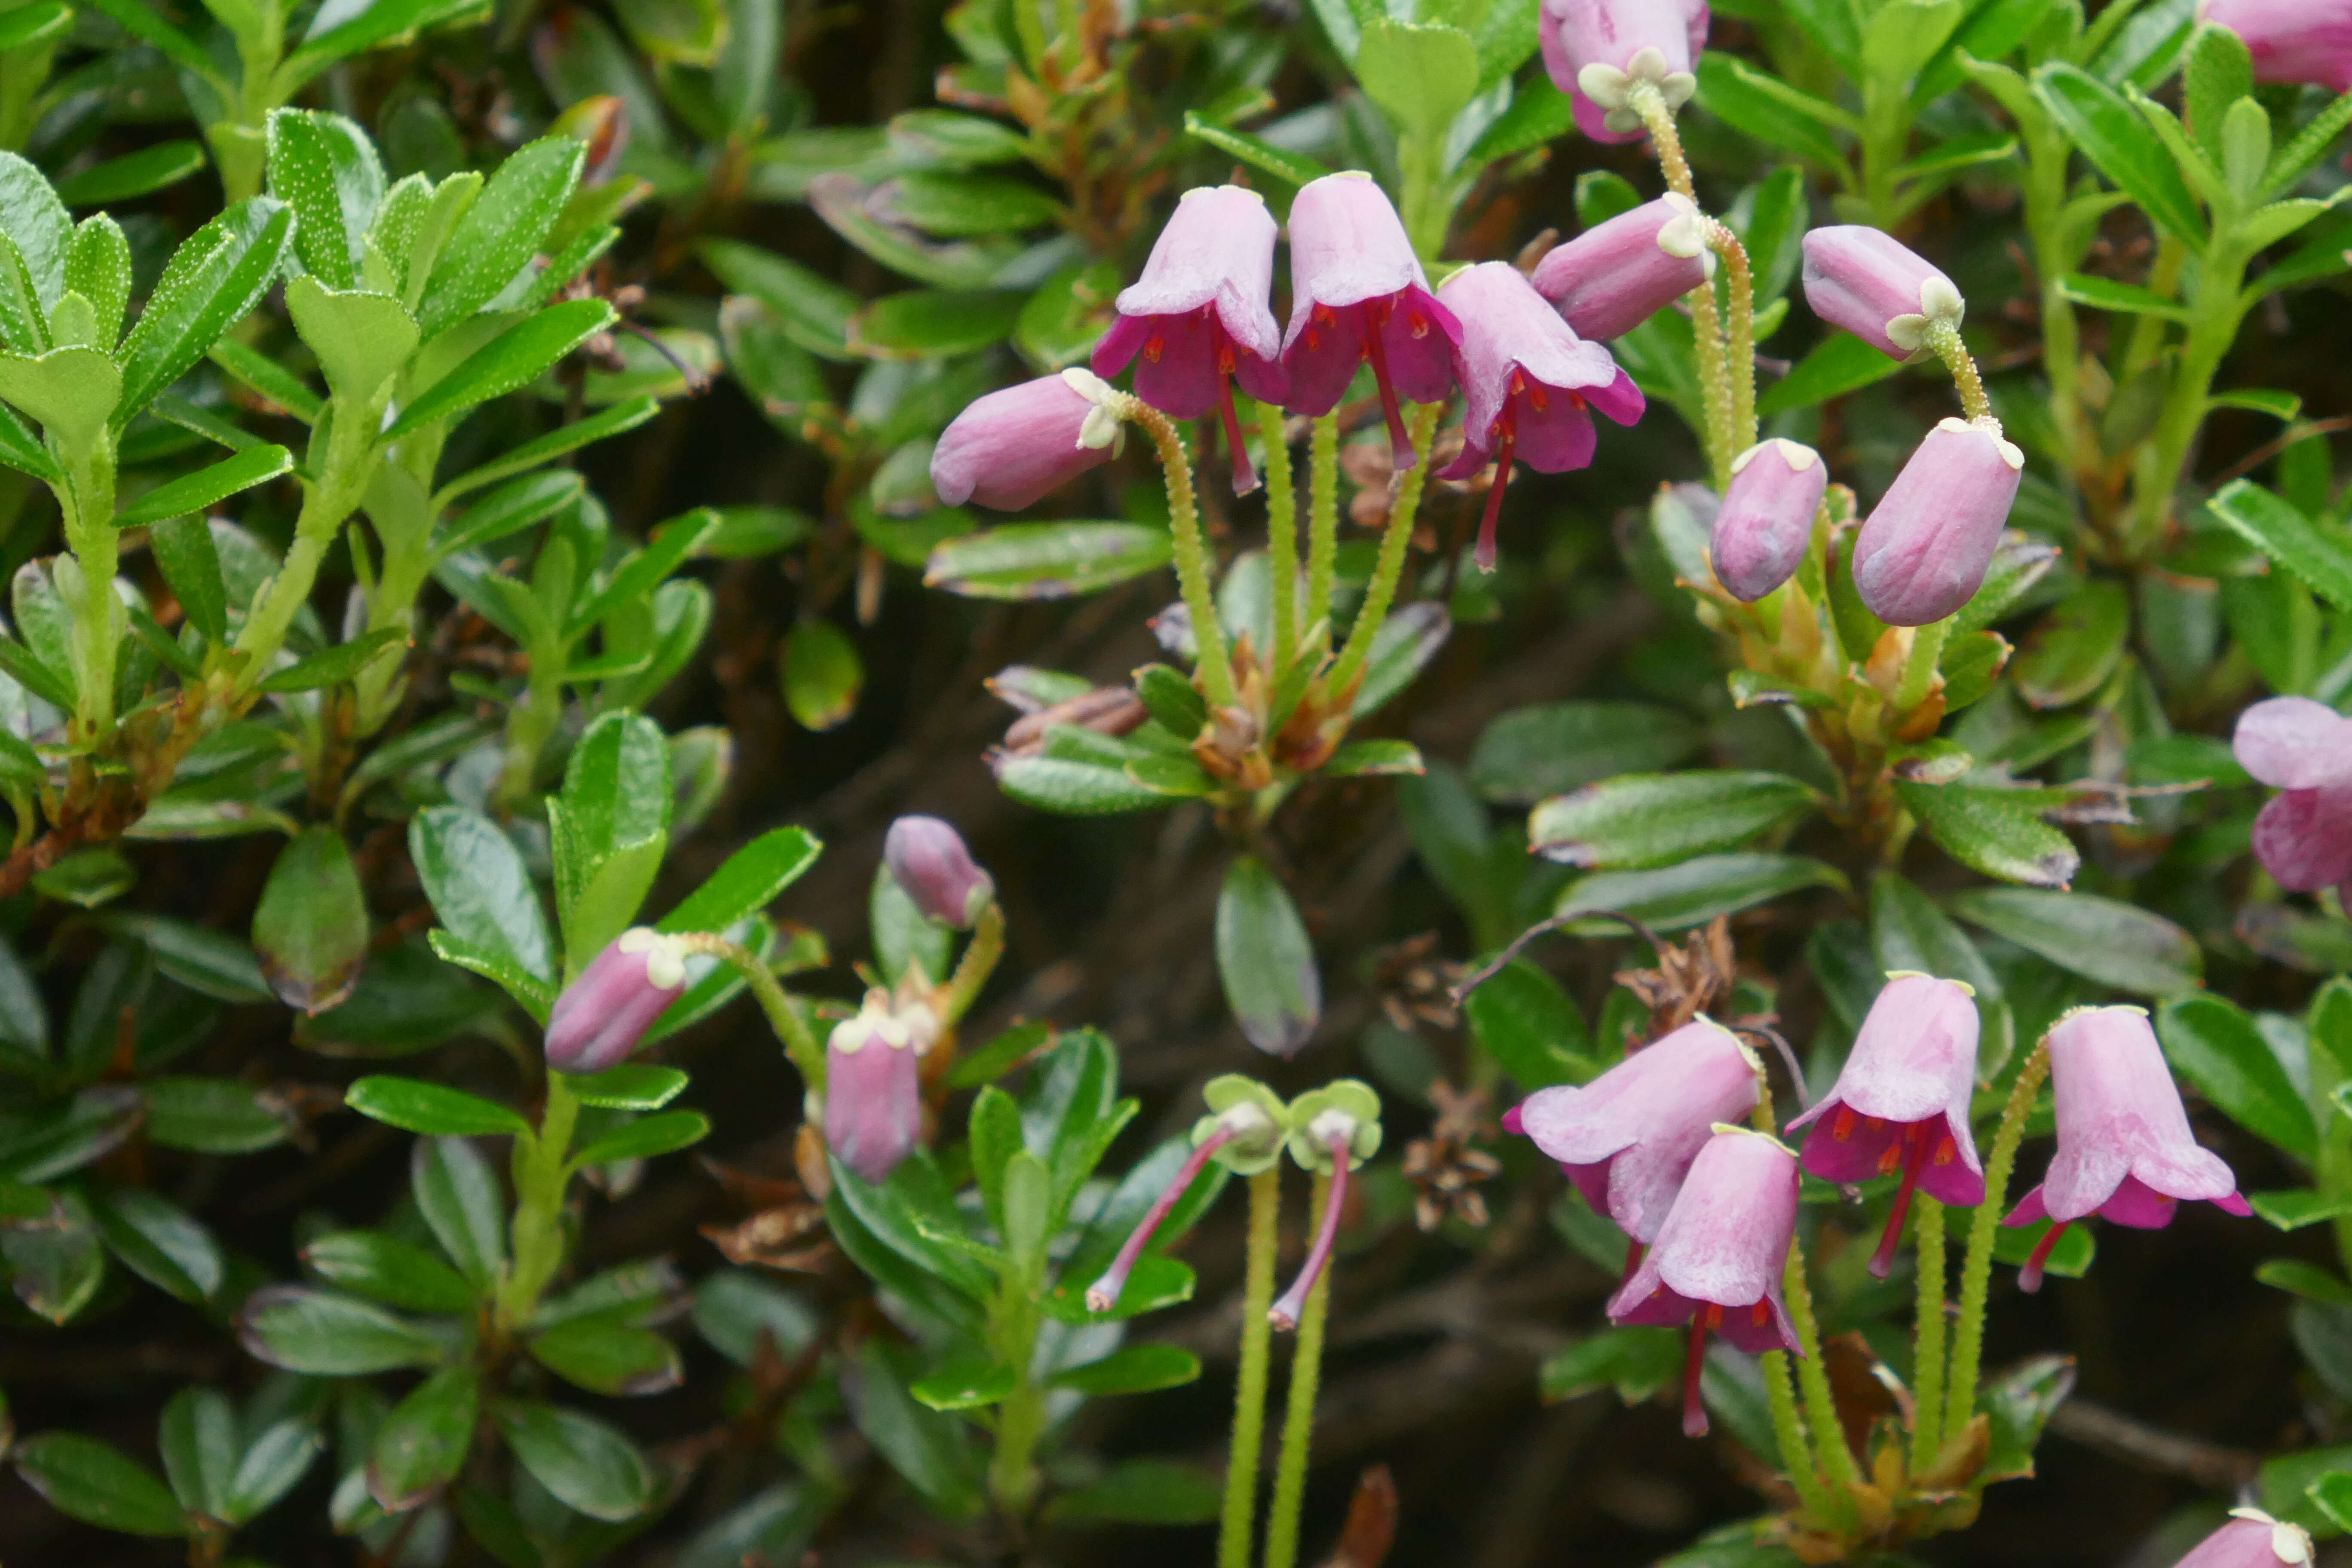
[1934, 1135, 1956, 1166]
[1144, 334, 1164, 364]
[1832, 1106, 1856, 1141]
[1409, 310, 1430, 339]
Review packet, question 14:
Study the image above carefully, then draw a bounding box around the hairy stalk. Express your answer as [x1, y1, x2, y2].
[1763, 1349, 1838, 1521]
[1262, 400, 1300, 678]
[1263, 1170, 1332, 1568]
[1220, 1170, 1282, 1568]
[1923, 318, 1992, 426]
[1947, 1044, 2050, 1448]
[1708, 217, 1758, 455]
[1305, 413, 1341, 657]
[1910, 1196, 1948, 1473]
[1130, 402, 1235, 706]
[1329, 401, 1440, 695]
[1632, 86, 1734, 488]
[1783, 1240, 1862, 1490]
[670, 932, 825, 1090]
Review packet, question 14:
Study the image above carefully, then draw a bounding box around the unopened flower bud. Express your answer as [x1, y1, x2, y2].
[545, 928, 689, 1073]
[1542, 0, 1709, 142]
[2199, 0, 2352, 92]
[1711, 439, 1828, 602]
[1531, 195, 1713, 341]
[930, 370, 1123, 512]
[824, 992, 935, 1186]
[884, 814, 994, 929]
[2172, 1509, 2315, 1568]
[1801, 226, 1963, 361]
[1850, 417, 2024, 626]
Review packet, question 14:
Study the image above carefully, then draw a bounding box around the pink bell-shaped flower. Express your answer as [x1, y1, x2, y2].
[545, 928, 689, 1073]
[1091, 185, 1286, 494]
[1850, 416, 2024, 626]
[825, 990, 937, 1186]
[884, 814, 995, 929]
[1505, 1017, 1760, 1258]
[931, 369, 1124, 511]
[1279, 172, 1463, 472]
[1531, 194, 1713, 340]
[2233, 695, 2352, 896]
[2172, 1509, 2316, 1568]
[1801, 225, 1965, 361]
[1785, 973, 1984, 1279]
[1607, 1125, 1801, 1438]
[1710, 438, 1828, 602]
[2003, 1005, 2251, 1291]
[1540, 0, 1709, 144]
[1432, 261, 1644, 570]
[2200, 0, 2352, 92]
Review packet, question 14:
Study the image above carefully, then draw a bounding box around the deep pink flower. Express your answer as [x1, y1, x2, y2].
[2004, 1006, 2251, 1291]
[885, 814, 995, 929]
[1801, 226, 1963, 361]
[1607, 1126, 1801, 1438]
[826, 992, 936, 1185]
[1432, 261, 1644, 570]
[1850, 416, 2024, 626]
[1786, 973, 1984, 1279]
[545, 928, 688, 1073]
[1279, 172, 1462, 471]
[1540, 0, 1709, 144]
[1506, 1017, 1759, 1250]
[1711, 438, 1828, 602]
[2201, 0, 2352, 91]
[1531, 194, 1712, 340]
[2172, 1510, 2316, 1568]
[1091, 185, 1286, 494]
[2233, 696, 2352, 895]
[931, 370, 1122, 511]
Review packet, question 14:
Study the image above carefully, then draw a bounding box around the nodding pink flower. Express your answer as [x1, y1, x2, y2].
[2233, 696, 2352, 895]
[1432, 261, 1644, 570]
[1091, 185, 1286, 495]
[545, 928, 689, 1073]
[2172, 1509, 2316, 1568]
[1711, 438, 1828, 602]
[1541, 0, 1709, 144]
[1506, 1018, 1760, 1257]
[1801, 226, 1964, 361]
[1269, 1081, 1382, 1330]
[1850, 416, 2024, 626]
[1531, 194, 1713, 340]
[825, 991, 937, 1186]
[2003, 1006, 2251, 1292]
[1085, 1078, 1288, 1313]
[931, 369, 1124, 511]
[885, 815, 995, 929]
[1607, 1126, 1801, 1439]
[1785, 973, 1984, 1280]
[2199, 0, 2352, 92]
[1279, 172, 1462, 472]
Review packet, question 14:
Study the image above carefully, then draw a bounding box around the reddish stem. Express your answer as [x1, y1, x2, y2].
[1213, 320, 1258, 496]
[1086, 1125, 1232, 1311]
[2018, 1219, 2071, 1294]
[1682, 1319, 1712, 1439]
[1269, 1135, 1351, 1330]
[1868, 1123, 1931, 1280]
[1362, 303, 1416, 471]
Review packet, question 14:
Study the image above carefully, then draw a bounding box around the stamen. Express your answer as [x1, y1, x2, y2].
[1473, 415, 1517, 573]
[2018, 1220, 2070, 1294]
[1868, 1124, 1931, 1280]
[1702, 1303, 1722, 1328]
[1086, 1125, 1234, 1311]
[1751, 1301, 1769, 1326]
[1144, 334, 1164, 364]
[1933, 1135, 1956, 1167]
[1683, 1320, 1711, 1439]
[1876, 1144, 1903, 1176]
[1361, 302, 1417, 471]
[1408, 310, 1430, 339]
[1269, 1133, 1352, 1330]
[1528, 384, 1549, 411]
[1215, 359, 1259, 497]
[1623, 1237, 1645, 1289]
[1832, 1106, 1856, 1142]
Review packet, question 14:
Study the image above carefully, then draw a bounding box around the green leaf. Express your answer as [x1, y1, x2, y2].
[277, 0, 485, 94]
[285, 279, 418, 405]
[2054, 272, 2191, 320]
[884, 172, 1057, 237]
[303, 1230, 478, 1314]
[12, 1433, 191, 1537]
[115, 199, 296, 422]
[433, 395, 661, 506]
[1695, 52, 1850, 169]
[1529, 771, 1819, 869]
[2034, 62, 2206, 244]
[2184, 18, 2254, 162]
[494, 1401, 654, 1522]
[887, 107, 1029, 165]
[569, 506, 720, 632]
[700, 239, 859, 359]
[413, 1136, 506, 1288]
[347, 1074, 530, 1136]
[2209, 478, 2352, 608]
[1893, 780, 2080, 888]
[530, 1317, 683, 1395]
[95, 912, 270, 1001]
[1757, 332, 1906, 416]
[1216, 854, 1320, 1057]
[1554, 854, 1847, 934]
[159, 1387, 236, 1518]
[0, 151, 68, 309]
[659, 825, 821, 934]
[925, 521, 1173, 600]
[89, 1184, 223, 1302]
[567, 1063, 690, 1110]
[416, 137, 584, 338]
[848, 288, 1025, 359]
[1048, 1342, 1201, 1394]
[1181, 112, 1333, 188]
[368, 1365, 478, 1511]
[0, 2, 70, 53]
[1946, 886, 2203, 996]
[549, 710, 671, 970]
[0, 344, 116, 457]
[1467, 75, 1580, 164]
[56, 141, 207, 208]
[1468, 701, 1704, 804]
[238, 1284, 447, 1374]
[2012, 580, 2130, 708]
[1465, 957, 1598, 1089]
[144, 1076, 288, 1154]
[2158, 995, 2319, 1162]
[570, 1109, 711, 1167]
[1324, 738, 1424, 776]
[781, 615, 861, 731]
[910, 1357, 1018, 1411]
[1539, 1326, 1684, 1403]
[266, 109, 386, 291]
[253, 825, 371, 1014]
[434, 469, 584, 559]
[1356, 18, 1480, 138]
[2252, 1190, 2352, 1230]
[409, 805, 555, 992]
[253, 627, 408, 693]
[1352, 600, 1451, 717]
[841, 1342, 985, 1515]
[388, 299, 613, 438]
[1047, 1461, 1223, 1525]
[117, 444, 293, 531]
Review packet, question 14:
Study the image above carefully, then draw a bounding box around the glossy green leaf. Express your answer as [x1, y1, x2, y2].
[387, 298, 613, 437]
[494, 1401, 653, 1522]
[2055, 271, 2191, 320]
[780, 615, 861, 731]
[238, 1284, 447, 1374]
[408, 805, 555, 990]
[910, 1357, 1017, 1411]
[347, 1074, 529, 1136]
[700, 238, 859, 359]
[2159, 994, 2319, 1162]
[2210, 478, 2352, 609]
[266, 109, 386, 290]
[285, 279, 417, 404]
[1048, 1342, 1201, 1394]
[1181, 112, 1332, 187]
[253, 825, 371, 1014]
[1555, 854, 1847, 934]
[549, 710, 671, 969]
[926, 521, 1173, 600]
[1469, 701, 1704, 803]
[90, 1183, 223, 1302]
[368, 1365, 478, 1511]
[570, 1108, 710, 1167]
[1947, 886, 2203, 996]
[56, 141, 207, 207]
[1894, 780, 2080, 888]
[413, 1135, 506, 1288]
[416, 137, 583, 337]
[1464, 957, 1598, 1090]
[1529, 771, 1819, 869]
[303, 1230, 478, 1314]
[12, 1433, 190, 1537]
[530, 1317, 682, 1395]
[117, 444, 293, 530]
[1216, 854, 1319, 1057]
[1757, 332, 1905, 416]
[2035, 62, 2206, 243]
[144, 1076, 288, 1154]
[1356, 18, 1480, 138]
[115, 199, 296, 422]
[567, 1063, 690, 1110]
[433, 395, 660, 506]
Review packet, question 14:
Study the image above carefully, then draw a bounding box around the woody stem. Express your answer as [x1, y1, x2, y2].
[1130, 401, 1236, 707]
[1329, 401, 1439, 696]
[1946, 1044, 2050, 1448]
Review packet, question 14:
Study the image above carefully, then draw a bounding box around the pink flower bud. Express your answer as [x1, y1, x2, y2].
[1092, 185, 1286, 494]
[1433, 261, 1644, 569]
[545, 928, 689, 1073]
[1530, 195, 1713, 340]
[825, 992, 936, 1186]
[2234, 696, 2352, 895]
[1280, 172, 1463, 471]
[930, 369, 1123, 512]
[1607, 1126, 1801, 1438]
[2200, 0, 2352, 91]
[1710, 438, 1828, 601]
[1801, 225, 1964, 360]
[2173, 1510, 2316, 1568]
[1540, 0, 1709, 144]
[1508, 1018, 1760, 1247]
[2003, 1006, 2251, 1292]
[1850, 417, 2024, 626]
[1786, 973, 1984, 1278]
[883, 814, 994, 929]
